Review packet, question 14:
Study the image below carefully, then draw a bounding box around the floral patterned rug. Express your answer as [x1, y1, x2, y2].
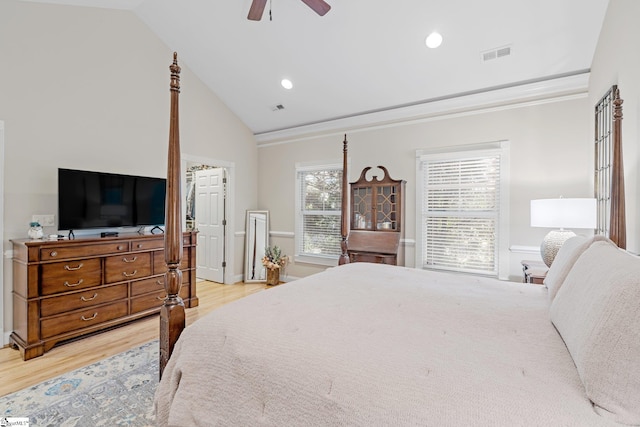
[0, 340, 158, 426]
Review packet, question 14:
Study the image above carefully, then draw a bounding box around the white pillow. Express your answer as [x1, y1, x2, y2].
[542, 235, 590, 302]
[550, 239, 640, 424]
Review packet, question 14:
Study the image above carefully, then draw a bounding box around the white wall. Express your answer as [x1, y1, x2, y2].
[589, 0, 640, 254]
[259, 94, 594, 281]
[0, 1, 258, 343]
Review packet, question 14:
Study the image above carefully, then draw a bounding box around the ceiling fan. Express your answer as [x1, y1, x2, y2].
[247, 0, 331, 21]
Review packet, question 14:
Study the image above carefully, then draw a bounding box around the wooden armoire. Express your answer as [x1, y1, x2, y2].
[347, 166, 406, 265]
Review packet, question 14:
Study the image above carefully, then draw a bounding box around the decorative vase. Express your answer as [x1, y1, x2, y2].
[28, 222, 44, 240]
[266, 268, 280, 286]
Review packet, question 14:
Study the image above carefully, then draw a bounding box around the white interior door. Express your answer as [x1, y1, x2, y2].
[195, 168, 225, 282]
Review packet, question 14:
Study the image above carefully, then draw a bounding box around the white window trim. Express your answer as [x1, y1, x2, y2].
[415, 141, 510, 279]
[294, 159, 346, 266]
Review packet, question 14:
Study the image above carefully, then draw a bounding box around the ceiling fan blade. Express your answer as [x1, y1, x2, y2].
[300, 0, 331, 16]
[247, 0, 268, 21]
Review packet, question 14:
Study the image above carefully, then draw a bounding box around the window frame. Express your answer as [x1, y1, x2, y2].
[294, 160, 345, 266]
[415, 141, 510, 279]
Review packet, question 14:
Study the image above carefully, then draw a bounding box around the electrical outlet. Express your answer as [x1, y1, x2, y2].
[32, 214, 55, 227]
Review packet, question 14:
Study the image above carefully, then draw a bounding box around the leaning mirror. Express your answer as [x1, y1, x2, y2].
[244, 210, 269, 283]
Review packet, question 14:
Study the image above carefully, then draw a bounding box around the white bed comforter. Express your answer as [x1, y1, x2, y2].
[155, 263, 619, 426]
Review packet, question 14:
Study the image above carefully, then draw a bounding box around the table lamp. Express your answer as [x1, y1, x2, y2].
[530, 198, 597, 267]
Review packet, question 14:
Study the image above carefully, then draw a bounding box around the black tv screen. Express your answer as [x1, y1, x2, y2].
[58, 168, 166, 230]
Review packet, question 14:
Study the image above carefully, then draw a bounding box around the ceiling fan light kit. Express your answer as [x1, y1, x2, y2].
[248, 0, 331, 21]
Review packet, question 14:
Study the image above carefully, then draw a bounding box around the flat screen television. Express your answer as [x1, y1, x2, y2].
[58, 168, 166, 230]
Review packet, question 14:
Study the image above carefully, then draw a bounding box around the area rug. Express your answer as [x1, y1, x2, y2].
[0, 340, 158, 426]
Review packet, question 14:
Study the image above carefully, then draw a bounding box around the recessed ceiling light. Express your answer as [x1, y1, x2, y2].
[425, 32, 443, 49]
[281, 78, 293, 90]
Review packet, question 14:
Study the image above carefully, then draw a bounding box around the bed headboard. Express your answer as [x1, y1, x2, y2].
[160, 52, 186, 378]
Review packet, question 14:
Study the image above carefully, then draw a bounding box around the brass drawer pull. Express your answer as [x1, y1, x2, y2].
[157, 295, 166, 301]
[50, 251, 58, 257]
[64, 279, 84, 287]
[64, 263, 84, 271]
[123, 270, 138, 277]
[81, 293, 98, 302]
[123, 256, 138, 263]
[156, 279, 164, 286]
[137, 243, 143, 249]
[117, 245, 125, 251]
[81, 312, 98, 321]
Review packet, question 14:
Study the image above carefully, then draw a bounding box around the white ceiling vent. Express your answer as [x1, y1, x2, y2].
[271, 104, 285, 112]
[481, 45, 511, 62]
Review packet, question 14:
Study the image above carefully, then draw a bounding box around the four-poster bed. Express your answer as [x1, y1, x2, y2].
[157, 57, 639, 425]
[160, 52, 186, 378]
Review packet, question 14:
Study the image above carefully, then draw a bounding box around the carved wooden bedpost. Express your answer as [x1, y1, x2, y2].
[160, 52, 185, 378]
[339, 135, 350, 265]
[610, 88, 626, 249]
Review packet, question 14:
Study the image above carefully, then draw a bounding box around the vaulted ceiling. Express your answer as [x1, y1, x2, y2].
[24, 0, 610, 140]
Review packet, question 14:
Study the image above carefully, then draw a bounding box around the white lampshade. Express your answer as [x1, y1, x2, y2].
[530, 198, 597, 229]
[530, 198, 596, 267]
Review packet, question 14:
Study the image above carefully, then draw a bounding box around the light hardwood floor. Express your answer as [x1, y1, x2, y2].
[0, 280, 269, 397]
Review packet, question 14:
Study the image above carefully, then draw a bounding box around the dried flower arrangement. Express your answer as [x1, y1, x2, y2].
[262, 245, 288, 270]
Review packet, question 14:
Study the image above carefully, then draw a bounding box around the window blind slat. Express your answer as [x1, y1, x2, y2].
[421, 154, 501, 275]
[296, 168, 343, 258]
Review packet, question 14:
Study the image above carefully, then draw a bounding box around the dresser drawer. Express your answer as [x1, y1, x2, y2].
[41, 258, 102, 296]
[40, 301, 128, 339]
[40, 242, 129, 261]
[131, 274, 191, 297]
[153, 249, 190, 274]
[40, 284, 128, 317]
[131, 238, 165, 251]
[130, 285, 190, 314]
[104, 252, 152, 283]
[131, 276, 165, 296]
[130, 289, 164, 314]
[181, 234, 196, 246]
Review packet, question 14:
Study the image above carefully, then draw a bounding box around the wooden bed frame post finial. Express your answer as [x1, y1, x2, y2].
[170, 52, 181, 92]
[339, 134, 350, 265]
[160, 52, 185, 379]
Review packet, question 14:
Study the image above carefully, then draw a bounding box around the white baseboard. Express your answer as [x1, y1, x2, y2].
[229, 273, 298, 284]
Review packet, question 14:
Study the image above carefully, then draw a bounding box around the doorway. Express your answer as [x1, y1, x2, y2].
[186, 162, 227, 283]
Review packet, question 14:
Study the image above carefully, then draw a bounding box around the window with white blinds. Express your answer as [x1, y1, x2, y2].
[417, 144, 509, 277]
[295, 163, 343, 265]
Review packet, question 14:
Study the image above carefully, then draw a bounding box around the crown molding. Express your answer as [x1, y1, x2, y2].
[256, 72, 590, 146]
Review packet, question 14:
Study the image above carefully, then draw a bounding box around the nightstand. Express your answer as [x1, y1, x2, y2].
[521, 260, 548, 285]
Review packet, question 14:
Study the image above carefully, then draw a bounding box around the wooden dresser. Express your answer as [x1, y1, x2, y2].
[10, 232, 198, 360]
[348, 166, 406, 265]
